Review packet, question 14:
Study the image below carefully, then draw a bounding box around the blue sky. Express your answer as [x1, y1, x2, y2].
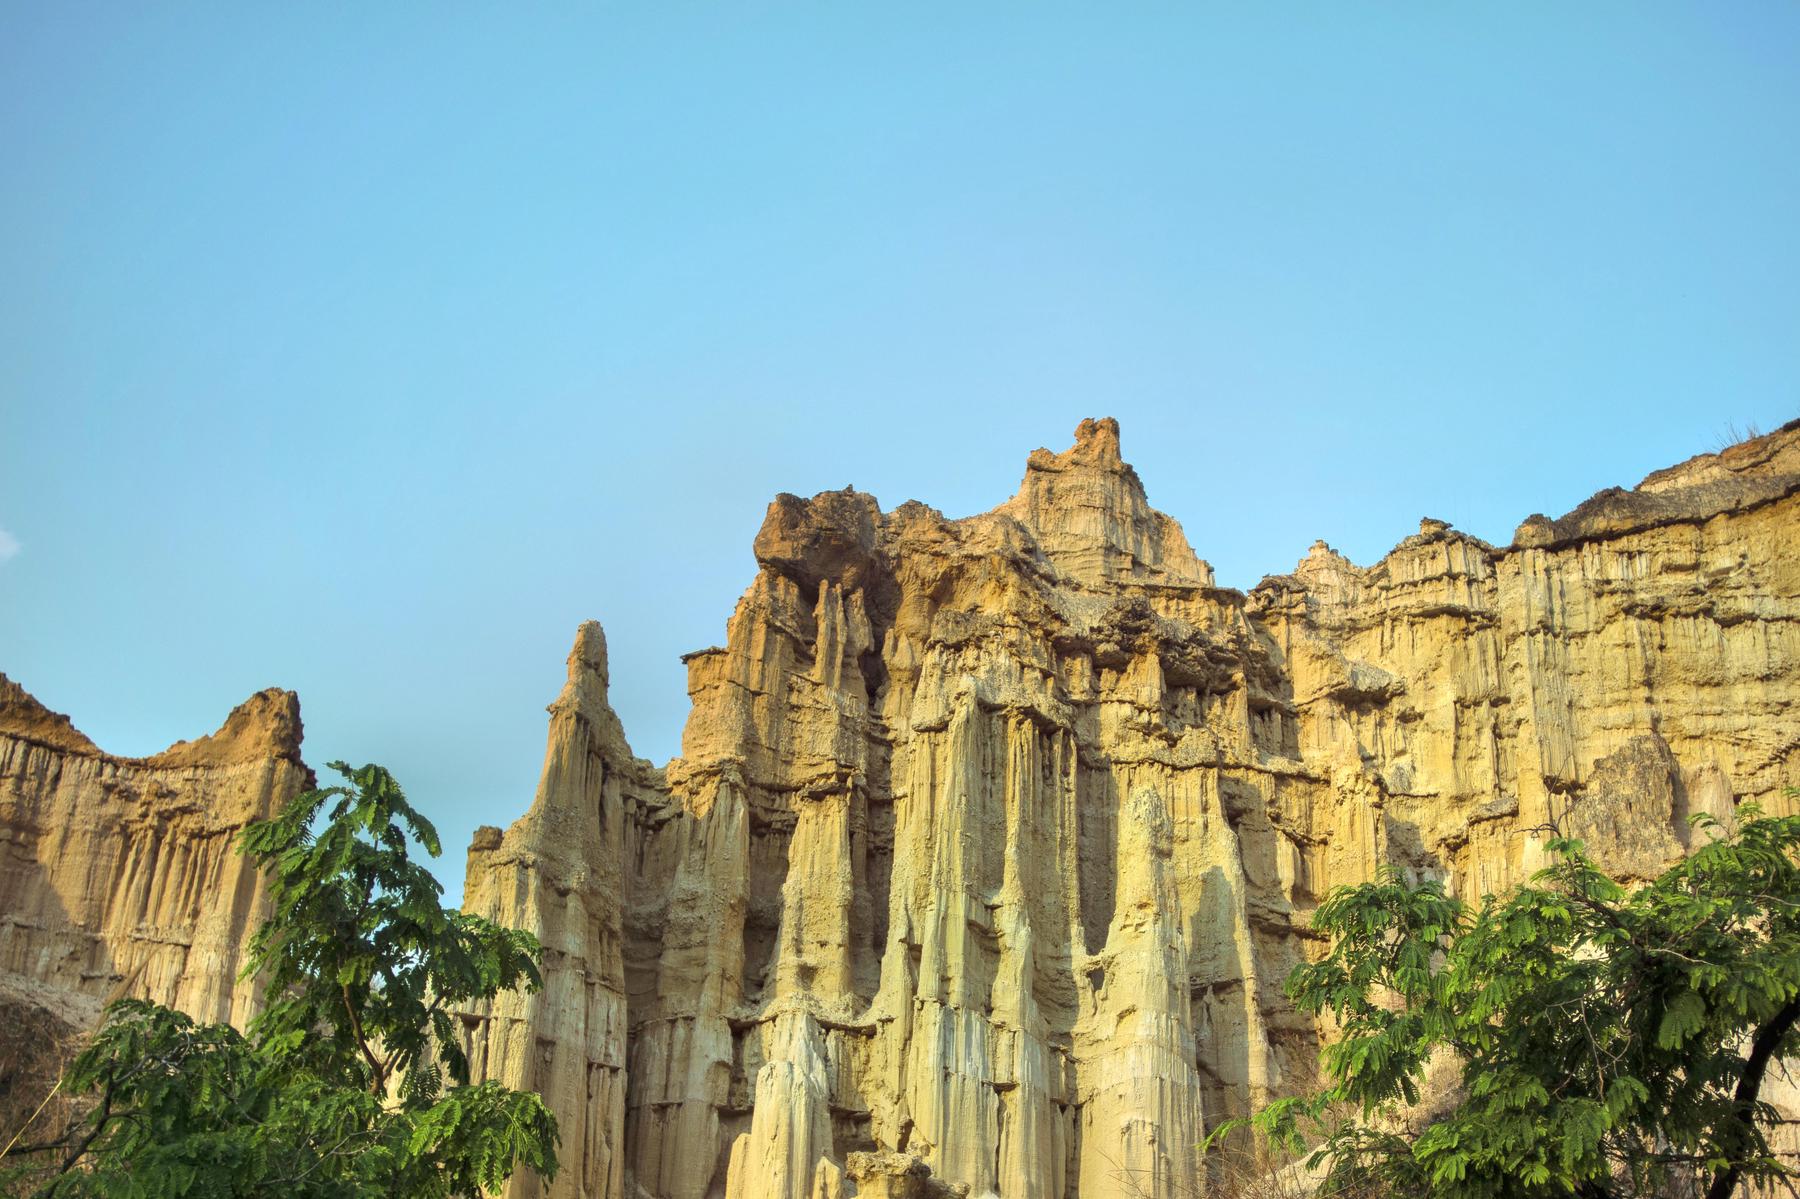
[3, 4, 1795, 901]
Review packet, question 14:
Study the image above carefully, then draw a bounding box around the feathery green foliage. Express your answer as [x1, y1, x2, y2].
[1208, 797, 1800, 1199]
[3, 761, 557, 1198]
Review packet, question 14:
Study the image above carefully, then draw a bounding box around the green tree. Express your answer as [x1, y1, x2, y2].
[1212, 800, 1800, 1199]
[4, 762, 557, 1198]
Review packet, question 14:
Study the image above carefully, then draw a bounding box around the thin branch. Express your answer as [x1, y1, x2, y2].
[342, 983, 387, 1095]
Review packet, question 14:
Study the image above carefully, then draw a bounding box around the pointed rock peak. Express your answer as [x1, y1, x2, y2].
[545, 618, 646, 775]
[149, 688, 304, 767]
[1296, 540, 1356, 574]
[0, 673, 103, 756]
[1075, 414, 1123, 460]
[1022, 416, 1138, 485]
[551, 619, 627, 734]
[1, 672, 303, 765]
[999, 418, 1213, 590]
[1281, 541, 1365, 609]
[570, 619, 610, 689]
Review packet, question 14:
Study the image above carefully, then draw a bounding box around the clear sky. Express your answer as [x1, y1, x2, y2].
[3, 4, 1796, 902]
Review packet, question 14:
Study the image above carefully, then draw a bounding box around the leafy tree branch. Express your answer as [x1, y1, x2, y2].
[2, 761, 558, 1199]
[1209, 793, 1800, 1199]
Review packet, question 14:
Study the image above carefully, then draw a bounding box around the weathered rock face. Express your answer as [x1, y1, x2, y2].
[461, 416, 1799, 1199]
[0, 676, 312, 1031]
[11, 417, 1789, 1198]
[458, 623, 667, 1199]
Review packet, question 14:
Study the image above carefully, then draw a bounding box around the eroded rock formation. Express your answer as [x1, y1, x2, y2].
[0, 677, 312, 1031]
[454, 416, 1799, 1199]
[458, 623, 667, 1199]
[4, 416, 1795, 1198]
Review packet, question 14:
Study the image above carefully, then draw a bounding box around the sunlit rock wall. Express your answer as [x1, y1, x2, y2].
[11, 414, 1788, 1199]
[467, 416, 1798, 1199]
[0, 676, 311, 1030]
[457, 622, 669, 1199]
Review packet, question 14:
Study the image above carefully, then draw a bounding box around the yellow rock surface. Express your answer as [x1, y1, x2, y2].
[451, 417, 1798, 1198]
[0, 677, 310, 1029]
[5, 416, 1795, 1198]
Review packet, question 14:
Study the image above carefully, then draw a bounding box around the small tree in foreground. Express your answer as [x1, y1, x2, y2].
[1211, 800, 1800, 1199]
[3, 761, 557, 1198]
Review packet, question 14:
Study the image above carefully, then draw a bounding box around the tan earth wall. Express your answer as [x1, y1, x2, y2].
[457, 417, 1800, 1199]
[0, 678, 312, 1036]
[4, 417, 1795, 1199]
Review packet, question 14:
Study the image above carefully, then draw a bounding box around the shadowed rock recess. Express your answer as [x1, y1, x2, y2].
[5, 416, 1799, 1197]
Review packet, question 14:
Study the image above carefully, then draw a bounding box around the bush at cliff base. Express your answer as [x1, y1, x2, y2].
[1, 762, 558, 1199]
[1211, 792, 1800, 1199]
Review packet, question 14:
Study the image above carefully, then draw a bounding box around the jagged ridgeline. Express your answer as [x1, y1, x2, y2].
[4, 417, 1798, 1198]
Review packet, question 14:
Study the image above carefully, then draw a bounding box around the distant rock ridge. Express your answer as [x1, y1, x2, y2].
[1513, 417, 1800, 549]
[4, 416, 1797, 1199]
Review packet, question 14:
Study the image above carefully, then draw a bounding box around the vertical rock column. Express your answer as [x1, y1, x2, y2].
[900, 688, 1003, 1194]
[723, 1012, 838, 1199]
[462, 622, 661, 1199]
[624, 783, 749, 1199]
[991, 715, 1074, 1199]
[1078, 786, 1204, 1199]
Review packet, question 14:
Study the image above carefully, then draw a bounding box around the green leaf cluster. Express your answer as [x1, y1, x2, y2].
[4, 762, 558, 1199]
[1209, 798, 1800, 1199]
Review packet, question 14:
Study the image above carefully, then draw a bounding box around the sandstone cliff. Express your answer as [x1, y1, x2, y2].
[460, 416, 1800, 1199]
[4, 416, 1792, 1199]
[459, 623, 667, 1199]
[0, 677, 312, 1031]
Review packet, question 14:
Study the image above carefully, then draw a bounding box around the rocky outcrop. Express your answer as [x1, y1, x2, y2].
[606, 417, 1318, 1199]
[1249, 422, 1798, 903]
[6, 416, 1794, 1199]
[0, 677, 311, 1030]
[458, 622, 667, 1199]
[459, 416, 1798, 1199]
